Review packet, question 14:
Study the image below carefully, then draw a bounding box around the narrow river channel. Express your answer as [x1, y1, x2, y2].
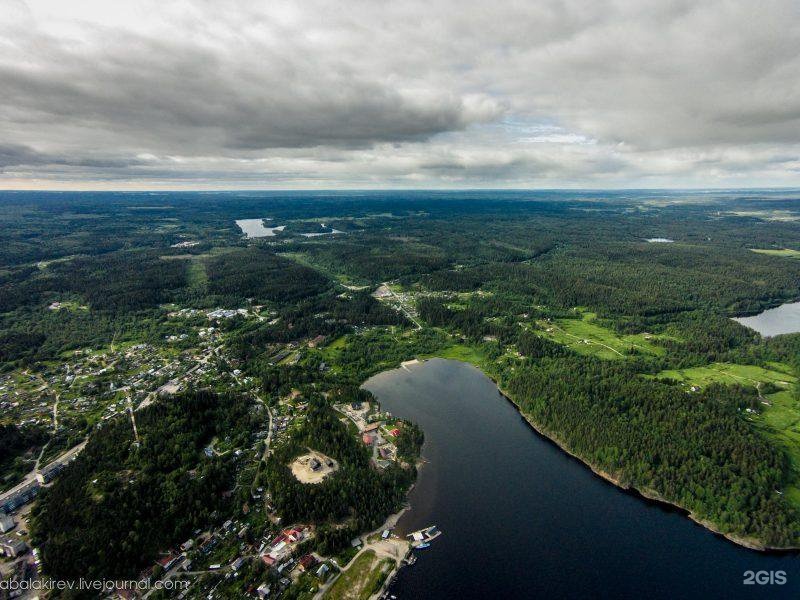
[363, 358, 800, 599]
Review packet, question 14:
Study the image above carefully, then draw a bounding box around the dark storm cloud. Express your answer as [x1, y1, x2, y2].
[0, 16, 496, 154]
[0, 143, 143, 170]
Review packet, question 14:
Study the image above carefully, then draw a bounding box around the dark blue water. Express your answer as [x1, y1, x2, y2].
[364, 359, 800, 599]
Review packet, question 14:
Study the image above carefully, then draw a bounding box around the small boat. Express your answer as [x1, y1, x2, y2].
[416, 542, 430, 549]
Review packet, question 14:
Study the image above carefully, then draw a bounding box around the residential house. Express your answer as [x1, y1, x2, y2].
[298, 554, 317, 572]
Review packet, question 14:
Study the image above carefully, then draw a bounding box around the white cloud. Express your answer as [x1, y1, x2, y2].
[1, 0, 799, 188]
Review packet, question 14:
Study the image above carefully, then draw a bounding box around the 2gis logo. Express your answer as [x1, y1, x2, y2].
[743, 570, 787, 585]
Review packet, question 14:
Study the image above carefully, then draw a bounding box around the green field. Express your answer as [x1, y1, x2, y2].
[318, 335, 349, 373]
[750, 248, 800, 258]
[185, 260, 208, 288]
[537, 311, 671, 360]
[278, 351, 299, 365]
[323, 550, 393, 600]
[750, 390, 800, 506]
[425, 343, 489, 367]
[320, 335, 348, 359]
[162, 247, 242, 289]
[649, 362, 796, 388]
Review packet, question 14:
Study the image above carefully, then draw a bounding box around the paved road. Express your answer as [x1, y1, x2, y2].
[0, 440, 88, 504]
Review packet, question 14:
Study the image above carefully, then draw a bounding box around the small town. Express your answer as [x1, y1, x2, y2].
[0, 298, 434, 600]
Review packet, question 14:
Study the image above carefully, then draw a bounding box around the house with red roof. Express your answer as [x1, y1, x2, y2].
[283, 527, 304, 542]
[261, 554, 277, 567]
[298, 554, 318, 572]
[156, 554, 181, 571]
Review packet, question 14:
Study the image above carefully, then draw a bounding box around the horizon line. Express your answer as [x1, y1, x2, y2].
[2, 186, 800, 194]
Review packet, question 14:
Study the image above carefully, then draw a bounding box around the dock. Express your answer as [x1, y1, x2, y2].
[406, 525, 441, 547]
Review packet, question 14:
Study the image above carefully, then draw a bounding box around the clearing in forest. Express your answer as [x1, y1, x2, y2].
[536, 310, 671, 359]
[749, 248, 800, 258]
[290, 450, 339, 484]
[649, 362, 796, 389]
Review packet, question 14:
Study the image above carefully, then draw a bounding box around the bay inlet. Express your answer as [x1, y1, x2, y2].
[364, 358, 800, 599]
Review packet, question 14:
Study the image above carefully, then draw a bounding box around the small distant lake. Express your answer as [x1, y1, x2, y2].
[235, 218, 285, 238]
[645, 237, 674, 243]
[364, 359, 800, 599]
[734, 301, 800, 337]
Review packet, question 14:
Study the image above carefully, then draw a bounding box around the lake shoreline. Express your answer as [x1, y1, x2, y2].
[732, 298, 800, 337]
[400, 355, 798, 553]
[731, 296, 800, 319]
[483, 370, 800, 553]
[338, 440, 425, 599]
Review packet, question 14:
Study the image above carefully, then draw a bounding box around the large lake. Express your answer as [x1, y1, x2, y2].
[734, 302, 800, 337]
[364, 359, 800, 599]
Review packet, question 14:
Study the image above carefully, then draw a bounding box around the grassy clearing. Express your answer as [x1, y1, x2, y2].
[279, 251, 364, 286]
[537, 311, 671, 360]
[161, 247, 237, 289]
[750, 389, 800, 506]
[317, 335, 351, 375]
[278, 351, 299, 365]
[185, 260, 208, 288]
[425, 343, 488, 367]
[649, 362, 796, 388]
[749, 248, 800, 258]
[320, 335, 348, 361]
[324, 550, 393, 600]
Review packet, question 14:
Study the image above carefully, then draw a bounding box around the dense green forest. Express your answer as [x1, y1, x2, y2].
[30, 391, 259, 580]
[0, 423, 48, 491]
[3, 191, 800, 369]
[205, 247, 331, 305]
[505, 354, 798, 544]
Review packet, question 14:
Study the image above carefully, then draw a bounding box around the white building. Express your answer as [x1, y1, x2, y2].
[0, 514, 15, 533]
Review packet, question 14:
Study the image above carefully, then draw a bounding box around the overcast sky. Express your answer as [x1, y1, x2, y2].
[2, 0, 800, 189]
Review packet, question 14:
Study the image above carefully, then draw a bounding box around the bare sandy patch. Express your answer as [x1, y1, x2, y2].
[290, 450, 339, 484]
